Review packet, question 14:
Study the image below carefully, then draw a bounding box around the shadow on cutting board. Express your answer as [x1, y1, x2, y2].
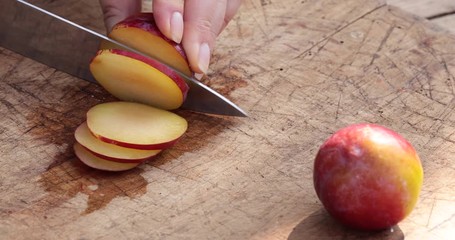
[288, 208, 404, 240]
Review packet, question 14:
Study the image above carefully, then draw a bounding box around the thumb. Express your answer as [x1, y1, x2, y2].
[99, 0, 142, 31]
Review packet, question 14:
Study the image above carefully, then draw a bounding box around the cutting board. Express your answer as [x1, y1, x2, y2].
[1, 0, 454, 239]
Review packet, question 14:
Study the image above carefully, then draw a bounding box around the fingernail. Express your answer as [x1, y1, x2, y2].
[170, 12, 183, 43]
[198, 43, 210, 74]
[194, 73, 204, 80]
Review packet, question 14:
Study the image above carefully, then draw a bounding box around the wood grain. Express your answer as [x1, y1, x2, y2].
[1, 0, 455, 239]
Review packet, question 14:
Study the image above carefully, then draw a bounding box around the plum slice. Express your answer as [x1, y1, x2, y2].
[90, 49, 189, 110]
[74, 143, 140, 171]
[105, 13, 192, 77]
[75, 122, 161, 163]
[86, 102, 188, 150]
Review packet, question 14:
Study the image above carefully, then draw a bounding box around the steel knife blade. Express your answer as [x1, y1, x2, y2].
[0, 0, 247, 117]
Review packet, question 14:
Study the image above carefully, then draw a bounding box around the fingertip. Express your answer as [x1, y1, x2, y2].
[155, 11, 183, 44]
[102, 11, 122, 32]
[194, 73, 204, 80]
[184, 41, 212, 74]
[170, 12, 184, 43]
[152, 12, 170, 39]
[197, 43, 210, 74]
[103, 15, 124, 32]
[152, 0, 184, 43]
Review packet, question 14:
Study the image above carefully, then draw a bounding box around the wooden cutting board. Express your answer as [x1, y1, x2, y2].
[1, 0, 454, 239]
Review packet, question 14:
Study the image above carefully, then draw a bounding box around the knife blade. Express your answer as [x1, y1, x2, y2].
[0, 0, 248, 117]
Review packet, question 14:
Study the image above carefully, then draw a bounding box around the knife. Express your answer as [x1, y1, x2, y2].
[0, 0, 247, 117]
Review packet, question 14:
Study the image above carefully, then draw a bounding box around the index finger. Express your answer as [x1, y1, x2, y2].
[182, 0, 228, 74]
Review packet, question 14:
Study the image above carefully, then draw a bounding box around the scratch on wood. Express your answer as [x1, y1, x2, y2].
[441, 59, 455, 95]
[369, 24, 395, 66]
[260, 0, 272, 6]
[293, 2, 387, 60]
[378, 24, 395, 52]
[335, 93, 342, 120]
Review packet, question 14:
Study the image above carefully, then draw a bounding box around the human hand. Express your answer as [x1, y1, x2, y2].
[99, 0, 243, 75]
